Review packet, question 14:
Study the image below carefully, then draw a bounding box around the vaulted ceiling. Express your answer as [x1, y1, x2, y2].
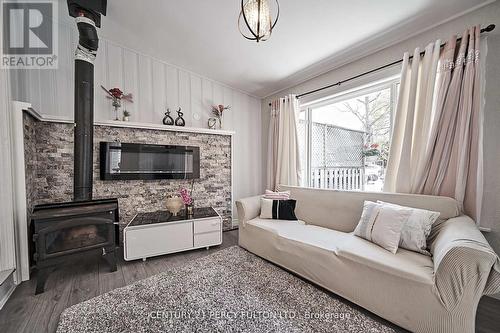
[87, 0, 492, 97]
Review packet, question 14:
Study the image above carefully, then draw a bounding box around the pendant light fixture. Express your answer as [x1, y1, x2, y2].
[239, 0, 279, 42]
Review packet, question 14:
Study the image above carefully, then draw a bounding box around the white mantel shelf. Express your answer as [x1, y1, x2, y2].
[23, 107, 235, 136]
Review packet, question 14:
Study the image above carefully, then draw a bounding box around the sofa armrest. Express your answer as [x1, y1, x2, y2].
[431, 215, 500, 309]
[236, 196, 261, 227]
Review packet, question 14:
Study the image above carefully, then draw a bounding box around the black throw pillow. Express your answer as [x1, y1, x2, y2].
[260, 198, 298, 220]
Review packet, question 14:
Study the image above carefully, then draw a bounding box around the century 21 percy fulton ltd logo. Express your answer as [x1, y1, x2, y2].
[1, 0, 58, 69]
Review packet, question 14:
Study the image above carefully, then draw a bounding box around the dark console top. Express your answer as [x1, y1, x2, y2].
[129, 207, 219, 226]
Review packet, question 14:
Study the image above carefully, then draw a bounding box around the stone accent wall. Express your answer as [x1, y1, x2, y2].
[23, 114, 37, 213]
[23, 113, 233, 231]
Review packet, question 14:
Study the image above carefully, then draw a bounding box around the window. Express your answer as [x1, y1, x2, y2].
[298, 77, 399, 192]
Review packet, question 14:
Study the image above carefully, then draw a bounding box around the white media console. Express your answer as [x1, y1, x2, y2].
[123, 207, 222, 261]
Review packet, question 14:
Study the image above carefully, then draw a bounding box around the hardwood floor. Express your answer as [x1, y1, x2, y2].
[1, 229, 499, 333]
[476, 295, 500, 333]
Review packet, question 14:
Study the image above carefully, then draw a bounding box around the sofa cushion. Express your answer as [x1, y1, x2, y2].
[247, 218, 350, 252]
[336, 234, 434, 284]
[247, 218, 434, 285]
[279, 185, 460, 233]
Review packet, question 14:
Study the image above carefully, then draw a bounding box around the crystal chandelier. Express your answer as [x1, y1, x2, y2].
[239, 0, 279, 42]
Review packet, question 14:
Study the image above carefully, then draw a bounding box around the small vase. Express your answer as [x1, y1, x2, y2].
[113, 106, 119, 120]
[112, 99, 121, 121]
[166, 196, 183, 216]
[186, 204, 194, 216]
[122, 116, 129, 122]
[218, 115, 223, 129]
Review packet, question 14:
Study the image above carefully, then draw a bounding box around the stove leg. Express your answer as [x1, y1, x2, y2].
[35, 267, 51, 295]
[102, 249, 117, 272]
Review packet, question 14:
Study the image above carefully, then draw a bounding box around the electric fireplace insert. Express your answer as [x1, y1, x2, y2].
[100, 142, 200, 180]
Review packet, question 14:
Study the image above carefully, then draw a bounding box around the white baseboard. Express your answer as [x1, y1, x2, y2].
[0, 272, 17, 310]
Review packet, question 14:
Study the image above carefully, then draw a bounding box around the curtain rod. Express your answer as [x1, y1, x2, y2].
[268, 24, 495, 106]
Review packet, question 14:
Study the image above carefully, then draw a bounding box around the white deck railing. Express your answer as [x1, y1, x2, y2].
[311, 167, 365, 191]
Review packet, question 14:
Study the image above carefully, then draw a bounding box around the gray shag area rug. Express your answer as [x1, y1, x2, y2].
[57, 246, 396, 333]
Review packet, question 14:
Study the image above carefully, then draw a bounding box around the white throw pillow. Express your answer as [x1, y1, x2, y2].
[377, 201, 440, 255]
[260, 198, 274, 219]
[354, 201, 410, 254]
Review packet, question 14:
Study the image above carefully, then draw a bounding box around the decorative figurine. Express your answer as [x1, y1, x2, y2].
[162, 109, 174, 125]
[208, 117, 218, 129]
[174, 107, 185, 126]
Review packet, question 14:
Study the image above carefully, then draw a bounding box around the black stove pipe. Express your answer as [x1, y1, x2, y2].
[73, 15, 99, 201]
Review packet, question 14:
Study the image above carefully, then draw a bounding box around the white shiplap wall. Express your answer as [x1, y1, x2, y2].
[11, 21, 263, 219]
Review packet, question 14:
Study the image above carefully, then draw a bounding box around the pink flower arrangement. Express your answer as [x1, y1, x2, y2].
[101, 85, 133, 104]
[179, 187, 192, 205]
[101, 85, 133, 120]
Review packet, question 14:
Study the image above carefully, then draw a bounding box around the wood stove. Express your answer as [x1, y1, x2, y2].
[31, 199, 119, 294]
[29, 0, 117, 295]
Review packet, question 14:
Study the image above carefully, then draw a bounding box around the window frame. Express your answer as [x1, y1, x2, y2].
[299, 76, 400, 189]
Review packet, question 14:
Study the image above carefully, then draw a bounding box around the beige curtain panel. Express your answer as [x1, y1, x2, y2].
[266, 95, 302, 191]
[384, 40, 441, 193]
[266, 100, 280, 190]
[386, 25, 483, 222]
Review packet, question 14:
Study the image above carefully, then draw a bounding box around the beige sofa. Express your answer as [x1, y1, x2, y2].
[236, 185, 500, 333]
